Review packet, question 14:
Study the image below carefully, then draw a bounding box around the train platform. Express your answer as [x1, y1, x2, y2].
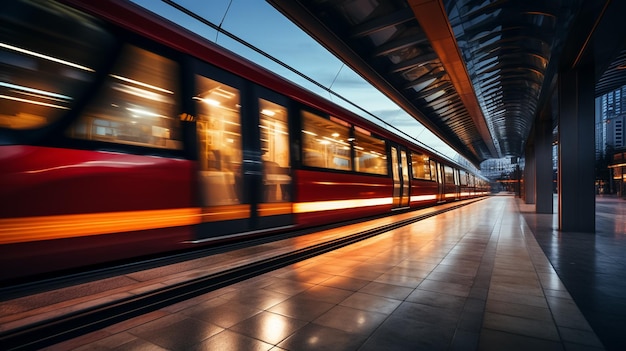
[1, 194, 623, 350]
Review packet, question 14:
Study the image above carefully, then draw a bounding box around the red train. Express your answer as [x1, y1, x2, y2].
[0, 0, 489, 283]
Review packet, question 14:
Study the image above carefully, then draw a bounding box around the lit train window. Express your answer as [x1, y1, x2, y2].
[460, 171, 469, 186]
[259, 99, 291, 202]
[411, 152, 432, 180]
[195, 76, 242, 206]
[301, 110, 351, 171]
[429, 161, 438, 182]
[444, 165, 455, 184]
[68, 45, 182, 149]
[0, 0, 113, 129]
[354, 129, 387, 175]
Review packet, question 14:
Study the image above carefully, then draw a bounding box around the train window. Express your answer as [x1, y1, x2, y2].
[68, 45, 182, 149]
[460, 171, 469, 186]
[259, 98, 291, 202]
[429, 160, 438, 182]
[411, 152, 431, 180]
[195, 75, 242, 206]
[444, 165, 455, 184]
[301, 110, 351, 171]
[354, 129, 387, 175]
[0, 0, 113, 129]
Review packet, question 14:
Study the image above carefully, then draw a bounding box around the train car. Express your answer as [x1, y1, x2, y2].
[0, 0, 489, 283]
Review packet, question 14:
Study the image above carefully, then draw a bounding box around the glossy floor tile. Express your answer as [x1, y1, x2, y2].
[522, 195, 626, 351]
[39, 195, 611, 350]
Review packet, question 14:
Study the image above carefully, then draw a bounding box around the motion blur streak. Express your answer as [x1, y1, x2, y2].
[293, 198, 393, 213]
[0, 208, 202, 244]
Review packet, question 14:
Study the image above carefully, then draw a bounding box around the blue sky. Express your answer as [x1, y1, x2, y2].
[131, 0, 474, 169]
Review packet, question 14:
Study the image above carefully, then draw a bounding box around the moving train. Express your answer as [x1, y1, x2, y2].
[0, 0, 489, 283]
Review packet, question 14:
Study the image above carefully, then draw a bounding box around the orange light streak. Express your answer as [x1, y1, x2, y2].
[293, 197, 392, 213]
[0, 208, 202, 244]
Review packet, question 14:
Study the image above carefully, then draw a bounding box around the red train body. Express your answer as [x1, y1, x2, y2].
[0, 0, 489, 283]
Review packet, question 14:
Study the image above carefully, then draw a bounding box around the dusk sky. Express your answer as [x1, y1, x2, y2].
[131, 0, 475, 169]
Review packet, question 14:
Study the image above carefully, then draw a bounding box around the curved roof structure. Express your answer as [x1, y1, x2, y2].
[268, 0, 626, 166]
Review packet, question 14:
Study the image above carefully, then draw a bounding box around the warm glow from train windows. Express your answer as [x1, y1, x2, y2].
[109, 74, 172, 94]
[0, 42, 95, 72]
[266, 124, 289, 135]
[0, 94, 70, 109]
[261, 109, 275, 117]
[331, 132, 340, 138]
[113, 83, 170, 102]
[210, 87, 236, 99]
[193, 96, 220, 106]
[223, 119, 240, 127]
[319, 139, 330, 145]
[322, 136, 349, 145]
[126, 107, 166, 118]
[0, 82, 72, 101]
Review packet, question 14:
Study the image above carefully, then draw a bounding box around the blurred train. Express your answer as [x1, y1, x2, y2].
[0, 0, 489, 283]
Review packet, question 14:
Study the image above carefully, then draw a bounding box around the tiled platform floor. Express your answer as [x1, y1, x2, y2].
[34, 195, 606, 351]
[521, 195, 626, 351]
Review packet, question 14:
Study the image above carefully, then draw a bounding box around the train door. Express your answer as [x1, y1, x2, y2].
[434, 161, 445, 202]
[194, 72, 252, 239]
[454, 168, 461, 200]
[193, 70, 294, 240]
[390, 145, 410, 209]
[255, 88, 293, 230]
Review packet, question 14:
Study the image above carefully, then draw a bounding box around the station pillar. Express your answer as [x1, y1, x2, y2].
[535, 112, 553, 214]
[524, 144, 536, 204]
[558, 65, 595, 232]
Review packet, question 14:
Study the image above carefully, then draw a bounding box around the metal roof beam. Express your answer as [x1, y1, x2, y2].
[351, 8, 416, 38]
[408, 0, 499, 158]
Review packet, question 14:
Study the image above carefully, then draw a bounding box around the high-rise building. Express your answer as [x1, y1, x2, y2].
[596, 86, 626, 159]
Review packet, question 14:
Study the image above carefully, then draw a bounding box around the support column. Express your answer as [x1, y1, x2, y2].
[525, 144, 536, 204]
[535, 114, 553, 214]
[558, 65, 595, 232]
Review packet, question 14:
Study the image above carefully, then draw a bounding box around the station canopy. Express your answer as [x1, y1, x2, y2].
[268, 0, 626, 166]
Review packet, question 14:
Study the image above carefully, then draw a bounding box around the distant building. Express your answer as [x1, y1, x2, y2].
[596, 86, 626, 194]
[596, 86, 626, 158]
